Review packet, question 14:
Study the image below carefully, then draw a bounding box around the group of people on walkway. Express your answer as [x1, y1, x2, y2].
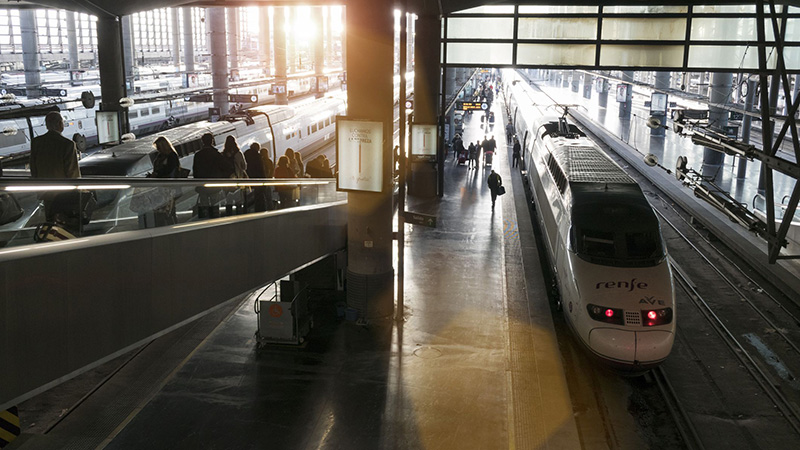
[452, 134, 501, 170]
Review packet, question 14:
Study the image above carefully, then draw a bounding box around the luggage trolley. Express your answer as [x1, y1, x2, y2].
[254, 280, 312, 347]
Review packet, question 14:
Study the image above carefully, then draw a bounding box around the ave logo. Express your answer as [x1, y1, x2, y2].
[639, 296, 665, 306]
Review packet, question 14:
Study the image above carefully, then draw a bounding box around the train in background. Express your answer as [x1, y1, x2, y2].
[0, 69, 344, 161]
[504, 69, 676, 374]
[79, 93, 347, 177]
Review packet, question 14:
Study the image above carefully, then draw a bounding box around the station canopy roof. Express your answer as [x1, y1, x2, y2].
[12, 1, 800, 71]
[11, 1, 800, 18]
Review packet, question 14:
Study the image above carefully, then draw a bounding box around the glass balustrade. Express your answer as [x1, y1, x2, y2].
[0, 178, 345, 248]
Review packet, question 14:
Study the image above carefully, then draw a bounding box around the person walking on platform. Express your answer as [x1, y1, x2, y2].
[193, 133, 231, 218]
[487, 169, 503, 210]
[512, 137, 521, 168]
[468, 140, 479, 169]
[506, 122, 514, 143]
[452, 134, 463, 161]
[30, 111, 81, 221]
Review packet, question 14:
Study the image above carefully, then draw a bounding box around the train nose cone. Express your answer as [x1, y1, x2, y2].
[588, 328, 674, 366]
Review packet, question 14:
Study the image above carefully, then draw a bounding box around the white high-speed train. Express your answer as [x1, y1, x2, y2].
[505, 70, 676, 373]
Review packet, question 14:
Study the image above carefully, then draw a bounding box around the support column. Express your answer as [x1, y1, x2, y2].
[325, 7, 333, 68]
[259, 7, 271, 75]
[571, 70, 579, 92]
[619, 71, 634, 117]
[758, 75, 782, 190]
[96, 16, 129, 134]
[702, 72, 732, 180]
[273, 7, 288, 105]
[287, 8, 296, 73]
[20, 10, 42, 98]
[171, 8, 181, 70]
[340, 7, 346, 71]
[413, 7, 440, 198]
[121, 15, 135, 92]
[208, 7, 229, 114]
[313, 7, 324, 98]
[66, 11, 79, 71]
[182, 8, 195, 73]
[582, 73, 592, 99]
[651, 71, 670, 136]
[738, 77, 758, 178]
[345, 0, 395, 320]
[227, 7, 239, 72]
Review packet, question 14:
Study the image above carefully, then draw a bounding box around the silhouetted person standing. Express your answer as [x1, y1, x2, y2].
[193, 133, 230, 218]
[30, 111, 81, 221]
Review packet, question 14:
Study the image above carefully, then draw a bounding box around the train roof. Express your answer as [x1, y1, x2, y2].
[550, 144, 635, 184]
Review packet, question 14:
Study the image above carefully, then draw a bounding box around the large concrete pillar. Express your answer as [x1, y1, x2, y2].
[208, 7, 229, 114]
[345, 0, 395, 320]
[313, 7, 324, 98]
[702, 72, 732, 180]
[121, 15, 135, 92]
[66, 11, 79, 71]
[738, 78, 758, 178]
[171, 8, 181, 69]
[287, 8, 296, 73]
[96, 16, 129, 134]
[619, 71, 634, 117]
[227, 7, 239, 72]
[273, 7, 288, 105]
[259, 7, 271, 74]
[571, 70, 580, 92]
[325, 7, 333, 68]
[651, 71, 670, 136]
[413, 5, 441, 198]
[20, 10, 42, 98]
[182, 8, 195, 73]
[340, 7, 346, 70]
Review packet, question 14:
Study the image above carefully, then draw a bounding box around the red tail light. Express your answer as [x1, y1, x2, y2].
[587, 304, 624, 325]
[642, 308, 673, 326]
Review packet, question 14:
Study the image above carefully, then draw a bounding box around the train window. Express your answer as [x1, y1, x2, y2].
[152, 107, 160, 114]
[318, 121, 324, 130]
[325, 118, 331, 126]
[625, 232, 661, 259]
[140, 109, 150, 117]
[129, 111, 139, 118]
[311, 124, 318, 133]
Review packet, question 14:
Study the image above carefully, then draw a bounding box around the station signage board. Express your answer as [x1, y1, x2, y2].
[336, 118, 384, 193]
[411, 124, 437, 161]
[229, 94, 258, 103]
[96, 111, 120, 145]
[457, 101, 488, 111]
[317, 76, 329, 93]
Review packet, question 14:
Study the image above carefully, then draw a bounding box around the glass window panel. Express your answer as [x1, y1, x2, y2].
[602, 18, 686, 40]
[447, 17, 513, 39]
[446, 42, 512, 65]
[783, 47, 800, 71]
[695, 5, 756, 13]
[787, 19, 800, 42]
[604, 6, 688, 14]
[599, 45, 684, 67]
[519, 6, 598, 14]
[452, 6, 514, 15]
[517, 43, 595, 65]
[518, 18, 597, 40]
[691, 18, 762, 41]
[688, 45, 777, 70]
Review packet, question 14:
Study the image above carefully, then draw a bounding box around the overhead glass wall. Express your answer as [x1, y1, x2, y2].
[443, 4, 798, 71]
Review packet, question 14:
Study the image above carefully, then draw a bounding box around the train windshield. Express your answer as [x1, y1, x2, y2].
[570, 203, 665, 267]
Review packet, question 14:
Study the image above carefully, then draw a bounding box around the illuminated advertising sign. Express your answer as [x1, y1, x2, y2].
[650, 92, 668, 115]
[336, 118, 384, 192]
[411, 124, 437, 160]
[96, 111, 119, 145]
[616, 84, 629, 102]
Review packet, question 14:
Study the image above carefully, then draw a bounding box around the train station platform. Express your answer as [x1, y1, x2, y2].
[10, 98, 580, 449]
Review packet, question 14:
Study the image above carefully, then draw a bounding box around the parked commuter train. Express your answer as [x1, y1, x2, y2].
[0, 69, 344, 161]
[79, 94, 346, 177]
[504, 69, 676, 373]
